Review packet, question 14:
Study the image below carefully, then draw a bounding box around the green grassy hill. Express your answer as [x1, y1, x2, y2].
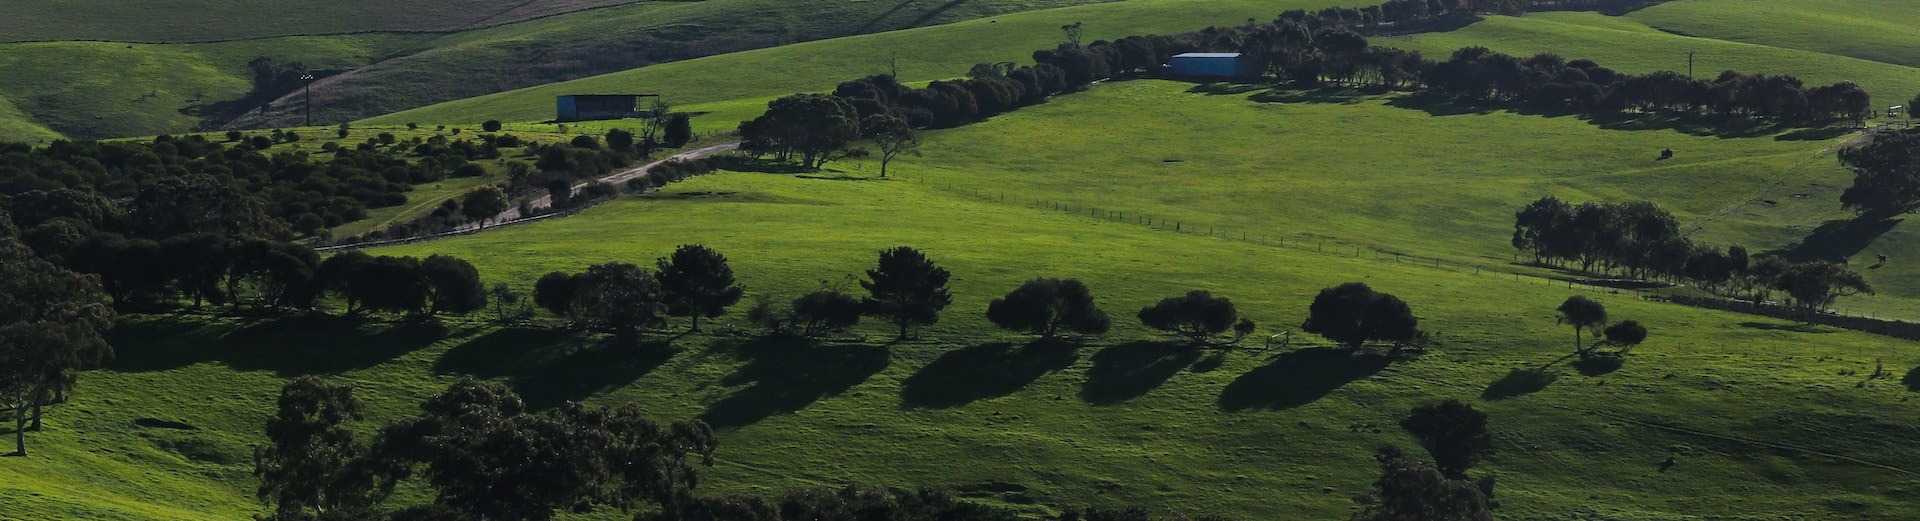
[15, 158, 1918, 519]
[1626, 0, 1920, 69]
[0, 0, 648, 43]
[0, 0, 1120, 141]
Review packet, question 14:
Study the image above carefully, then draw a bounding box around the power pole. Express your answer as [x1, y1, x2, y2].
[300, 73, 315, 126]
[1686, 50, 1695, 80]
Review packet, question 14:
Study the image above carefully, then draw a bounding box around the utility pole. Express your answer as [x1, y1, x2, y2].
[1686, 50, 1695, 80]
[300, 73, 315, 126]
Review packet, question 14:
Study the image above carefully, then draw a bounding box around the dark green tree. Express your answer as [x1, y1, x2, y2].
[533, 271, 578, 320]
[421, 255, 486, 316]
[129, 174, 285, 239]
[1556, 296, 1607, 356]
[656, 245, 745, 332]
[570, 263, 665, 343]
[985, 278, 1110, 339]
[1351, 449, 1493, 521]
[861, 247, 953, 340]
[254, 377, 395, 521]
[862, 113, 919, 178]
[460, 186, 510, 229]
[482, 120, 503, 132]
[738, 94, 860, 168]
[1837, 130, 1920, 218]
[791, 289, 864, 338]
[1301, 283, 1421, 352]
[663, 113, 695, 148]
[606, 128, 637, 153]
[0, 217, 114, 456]
[1136, 290, 1237, 345]
[1773, 261, 1873, 315]
[1601, 320, 1648, 353]
[1399, 400, 1493, 479]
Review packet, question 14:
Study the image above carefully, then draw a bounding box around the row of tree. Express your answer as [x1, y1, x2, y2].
[1839, 129, 1920, 219]
[0, 208, 115, 456]
[1512, 196, 1873, 313]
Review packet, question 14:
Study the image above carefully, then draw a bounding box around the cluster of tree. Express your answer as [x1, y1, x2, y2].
[0, 132, 511, 240]
[1424, 48, 1872, 124]
[1352, 400, 1498, 521]
[535, 245, 745, 344]
[255, 377, 718, 521]
[318, 252, 491, 317]
[1554, 296, 1648, 359]
[0, 208, 115, 456]
[1513, 196, 1872, 312]
[1271, 0, 1657, 37]
[1838, 129, 1920, 219]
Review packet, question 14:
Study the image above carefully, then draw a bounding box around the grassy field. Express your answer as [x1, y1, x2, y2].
[1626, 0, 1920, 70]
[0, 0, 649, 43]
[361, 0, 1356, 127]
[12, 165, 1920, 520]
[1382, 12, 1920, 110]
[0, 0, 1125, 141]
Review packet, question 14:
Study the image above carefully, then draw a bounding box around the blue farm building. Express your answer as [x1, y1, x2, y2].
[555, 94, 656, 122]
[1169, 53, 1257, 79]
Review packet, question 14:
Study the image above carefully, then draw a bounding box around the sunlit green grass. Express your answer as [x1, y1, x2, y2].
[1626, 0, 1920, 69]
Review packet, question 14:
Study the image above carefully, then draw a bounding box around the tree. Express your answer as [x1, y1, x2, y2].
[569, 263, 665, 343]
[421, 255, 487, 316]
[656, 245, 745, 332]
[0, 218, 114, 456]
[534, 271, 578, 321]
[255, 377, 394, 521]
[1136, 290, 1237, 345]
[1399, 400, 1493, 479]
[460, 186, 509, 229]
[1351, 449, 1493, 521]
[1601, 320, 1648, 353]
[482, 120, 503, 132]
[606, 128, 637, 153]
[984, 278, 1110, 339]
[639, 99, 674, 155]
[861, 246, 953, 340]
[129, 174, 285, 239]
[1301, 283, 1421, 352]
[663, 113, 694, 148]
[862, 114, 920, 178]
[791, 289, 864, 338]
[1556, 296, 1607, 356]
[738, 94, 861, 168]
[1837, 130, 1920, 218]
[1773, 261, 1872, 315]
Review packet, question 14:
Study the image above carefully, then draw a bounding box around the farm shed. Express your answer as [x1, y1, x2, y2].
[556, 94, 658, 122]
[1169, 53, 1257, 79]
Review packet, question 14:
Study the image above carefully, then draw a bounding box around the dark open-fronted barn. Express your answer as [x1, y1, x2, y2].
[556, 94, 658, 122]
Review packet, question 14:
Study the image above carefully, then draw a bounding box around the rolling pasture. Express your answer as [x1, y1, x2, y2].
[0, 0, 1125, 141]
[12, 166, 1918, 520]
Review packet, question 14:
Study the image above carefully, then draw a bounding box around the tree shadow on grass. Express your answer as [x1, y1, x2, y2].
[1739, 321, 1835, 334]
[1775, 126, 1855, 141]
[900, 340, 1079, 409]
[1571, 356, 1624, 377]
[107, 315, 450, 376]
[1482, 368, 1559, 400]
[1079, 342, 1201, 405]
[700, 338, 891, 428]
[1902, 367, 1920, 392]
[1247, 86, 1381, 105]
[1217, 347, 1389, 412]
[1764, 217, 1901, 264]
[514, 340, 676, 410]
[432, 327, 580, 378]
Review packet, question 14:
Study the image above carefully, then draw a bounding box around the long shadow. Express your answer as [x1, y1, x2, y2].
[905, 0, 975, 27]
[1482, 368, 1558, 400]
[433, 327, 580, 378]
[1079, 342, 1201, 405]
[1571, 356, 1624, 377]
[900, 340, 1079, 408]
[107, 315, 449, 376]
[1739, 321, 1834, 334]
[1217, 347, 1390, 412]
[1765, 217, 1901, 263]
[700, 338, 891, 428]
[514, 340, 676, 410]
[1248, 86, 1379, 105]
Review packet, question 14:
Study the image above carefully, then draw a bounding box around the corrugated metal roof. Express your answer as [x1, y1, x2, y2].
[1172, 52, 1242, 59]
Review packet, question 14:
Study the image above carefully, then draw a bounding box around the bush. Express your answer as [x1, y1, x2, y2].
[1136, 290, 1237, 345]
[482, 120, 503, 132]
[225, 130, 244, 142]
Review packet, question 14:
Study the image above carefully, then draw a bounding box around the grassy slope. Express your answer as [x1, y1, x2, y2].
[0, 34, 431, 141]
[1382, 12, 1920, 110]
[1626, 0, 1920, 69]
[16, 165, 1919, 520]
[362, 0, 1353, 126]
[0, 0, 648, 42]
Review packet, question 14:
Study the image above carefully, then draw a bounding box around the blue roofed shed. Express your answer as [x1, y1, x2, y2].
[1170, 52, 1257, 78]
